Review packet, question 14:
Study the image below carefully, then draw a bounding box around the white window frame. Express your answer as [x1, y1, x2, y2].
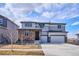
[58, 25, 61, 29]
[25, 23, 32, 27]
[24, 31, 30, 36]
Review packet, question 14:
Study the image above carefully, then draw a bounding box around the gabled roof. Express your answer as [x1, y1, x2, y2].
[76, 33, 79, 35]
[0, 15, 19, 27]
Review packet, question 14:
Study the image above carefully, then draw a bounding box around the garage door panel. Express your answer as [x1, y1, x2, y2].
[40, 36, 47, 43]
[50, 36, 65, 43]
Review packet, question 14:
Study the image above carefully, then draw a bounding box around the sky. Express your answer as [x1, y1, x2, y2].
[0, 3, 79, 38]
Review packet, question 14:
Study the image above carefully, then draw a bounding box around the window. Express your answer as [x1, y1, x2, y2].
[0, 18, 7, 27]
[0, 18, 3, 24]
[3, 19, 7, 27]
[39, 24, 44, 28]
[58, 25, 61, 29]
[24, 31, 29, 36]
[25, 23, 32, 27]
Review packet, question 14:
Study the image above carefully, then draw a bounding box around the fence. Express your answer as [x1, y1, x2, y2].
[67, 39, 79, 45]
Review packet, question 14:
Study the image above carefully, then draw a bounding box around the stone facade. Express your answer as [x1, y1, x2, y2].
[18, 29, 35, 41]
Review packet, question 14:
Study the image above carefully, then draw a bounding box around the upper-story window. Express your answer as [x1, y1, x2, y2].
[0, 18, 3, 24]
[58, 25, 61, 29]
[39, 23, 44, 28]
[25, 23, 32, 27]
[0, 18, 7, 27]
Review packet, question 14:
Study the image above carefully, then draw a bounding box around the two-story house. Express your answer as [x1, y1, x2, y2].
[18, 21, 67, 44]
[0, 15, 19, 44]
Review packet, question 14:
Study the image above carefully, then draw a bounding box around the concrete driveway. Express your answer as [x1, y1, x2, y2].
[41, 44, 79, 56]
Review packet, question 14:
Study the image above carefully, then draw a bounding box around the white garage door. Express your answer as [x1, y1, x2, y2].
[40, 36, 47, 43]
[50, 36, 65, 43]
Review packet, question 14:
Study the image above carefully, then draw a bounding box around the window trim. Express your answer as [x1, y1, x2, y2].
[25, 23, 32, 27]
[0, 18, 3, 24]
[24, 31, 29, 36]
[39, 23, 44, 28]
[58, 25, 61, 29]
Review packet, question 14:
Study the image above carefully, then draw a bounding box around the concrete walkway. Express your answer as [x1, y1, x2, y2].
[41, 44, 79, 56]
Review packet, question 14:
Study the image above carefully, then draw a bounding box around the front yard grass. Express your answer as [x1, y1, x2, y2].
[0, 44, 44, 55]
[0, 50, 44, 55]
[0, 44, 41, 49]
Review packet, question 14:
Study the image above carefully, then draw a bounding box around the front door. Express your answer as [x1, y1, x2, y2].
[35, 31, 39, 40]
[47, 36, 51, 43]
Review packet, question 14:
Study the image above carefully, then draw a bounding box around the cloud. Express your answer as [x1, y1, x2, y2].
[24, 3, 79, 22]
[71, 22, 79, 26]
[68, 29, 79, 39]
[67, 33, 77, 39]
[0, 3, 79, 38]
[2, 3, 79, 22]
[41, 12, 55, 18]
[0, 8, 14, 20]
[0, 3, 79, 27]
[0, 3, 5, 8]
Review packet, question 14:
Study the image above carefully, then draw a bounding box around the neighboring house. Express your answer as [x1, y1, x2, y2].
[76, 34, 79, 44]
[67, 38, 76, 44]
[0, 15, 19, 44]
[18, 21, 67, 44]
[76, 34, 79, 40]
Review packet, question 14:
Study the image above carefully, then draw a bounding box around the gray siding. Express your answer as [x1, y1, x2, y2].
[0, 15, 19, 44]
[49, 25, 65, 31]
[7, 20, 18, 43]
[76, 34, 79, 40]
[0, 28, 11, 43]
[21, 22, 65, 32]
[43, 24, 65, 31]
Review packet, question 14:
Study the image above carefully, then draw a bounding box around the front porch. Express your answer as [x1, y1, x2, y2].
[17, 29, 41, 44]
